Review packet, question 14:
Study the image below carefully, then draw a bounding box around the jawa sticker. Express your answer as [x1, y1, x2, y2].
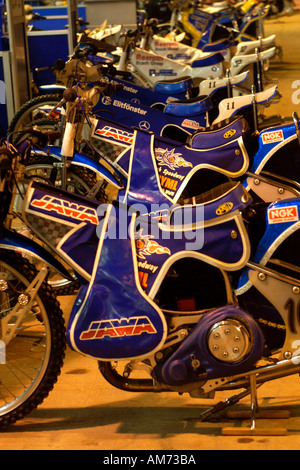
[31, 195, 98, 225]
[95, 125, 134, 144]
[80, 316, 157, 340]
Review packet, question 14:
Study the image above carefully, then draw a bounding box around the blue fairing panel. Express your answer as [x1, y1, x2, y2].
[0, 229, 72, 279]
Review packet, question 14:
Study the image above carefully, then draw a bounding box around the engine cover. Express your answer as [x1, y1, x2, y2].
[155, 305, 265, 387]
[207, 318, 252, 363]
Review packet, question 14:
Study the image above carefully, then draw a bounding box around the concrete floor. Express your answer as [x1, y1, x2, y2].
[1, 11, 300, 452]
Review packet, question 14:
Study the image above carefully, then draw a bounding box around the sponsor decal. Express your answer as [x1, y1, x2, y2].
[160, 168, 185, 182]
[262, 130, 284, 145]
[136, 230, 171, 260]
[135, 53, 164, 62]
[138, 261, 159, 274]
[155, 148, 193, 170]
[139, 121, 151, 131]
[167, 53, 192, 61]
[79, 316, 157, 340]
[154, 40, 180, 49]
[103, 76, 139, 94]
[159, 175, 178, 193]
[138, 259, 160, 288]
[149, 69, 177, 77]
[102, 96, 112, 106]
[112, 99, 148, 115]
[223, 129, 237, 139]
[31, 195, 98, 225]
[166, 97, 180, 103]
[182, 119, 203, 130]
[268, 205, 299, 224]
[216, 202, 234, 216]
[95, 125, 134, 144]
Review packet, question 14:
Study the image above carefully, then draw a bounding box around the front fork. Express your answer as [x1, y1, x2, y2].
[0, 265, 48, 345]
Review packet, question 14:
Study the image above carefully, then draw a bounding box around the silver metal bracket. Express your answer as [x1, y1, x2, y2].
[222, 374, 289, 436]
[199, 374, 289, 436]
[0, 266, 48, 345]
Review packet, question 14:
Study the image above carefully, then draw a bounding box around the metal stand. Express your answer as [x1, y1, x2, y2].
[200, 374, 290, 436]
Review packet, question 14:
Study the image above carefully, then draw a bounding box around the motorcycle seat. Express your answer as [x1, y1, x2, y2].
[164, 95, 213, 117]
[153, 77, 194, 95]
[190, 51, 224, 68]
[180, 180, 249, 212]
[189, 115, 250, 149]
[201, 38, 232, 53]
[172, 180, 251, 229]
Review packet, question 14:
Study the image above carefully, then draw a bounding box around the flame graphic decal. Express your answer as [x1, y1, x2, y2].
[136, 230, 171, 260]
[155, 148, 193, 171]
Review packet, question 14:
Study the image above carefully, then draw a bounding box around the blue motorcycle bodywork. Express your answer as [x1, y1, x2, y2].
[0, 228, 72, 280]
[237, 197, 300, 292]
[21, 136, 300, 380]
[93, 93, 211, 135]
[66, 179, 251, 360]
[102, 73, 194, 107]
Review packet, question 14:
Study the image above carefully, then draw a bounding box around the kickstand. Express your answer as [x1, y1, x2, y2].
[199, 387, 253, 422]
[222, 374, 289, 436]
[200, 374, 290, 436]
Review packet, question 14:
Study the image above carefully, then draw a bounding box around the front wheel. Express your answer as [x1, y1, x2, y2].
[7, 94, 62, 136]
[0, 250, 66, 426]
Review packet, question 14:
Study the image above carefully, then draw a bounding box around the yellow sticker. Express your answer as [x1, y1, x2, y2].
[223, 129, 237, 139]
[216, 202, 234, 215]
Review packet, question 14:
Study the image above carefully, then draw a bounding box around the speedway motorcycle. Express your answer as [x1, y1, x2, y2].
[6, 39, 238, 135]
[117, 27, 276, 90]
[140, 16, 276, 68]
[90, 82, 278, 141]
[2, 121, 300, 434]
[161, 0, 270, 48]
[7, 24, 275, 135]
[14, 82, 298, 300]
[23, 81, 291, 204]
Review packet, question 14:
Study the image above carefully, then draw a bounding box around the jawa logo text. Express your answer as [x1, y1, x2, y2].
[80, 316, 157, 340]
[95, 125, 134, 144]
[31, 195, 98, 225]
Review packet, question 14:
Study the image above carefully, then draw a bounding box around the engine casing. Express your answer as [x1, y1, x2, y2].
[155, 305, 265, 387]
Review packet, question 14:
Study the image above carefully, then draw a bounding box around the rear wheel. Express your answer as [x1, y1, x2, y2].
[0, 250, 66, 426]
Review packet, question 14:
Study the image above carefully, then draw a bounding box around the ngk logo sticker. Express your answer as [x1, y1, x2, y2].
[262, 130, 284, 144]
[268, 205, 299, 224]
